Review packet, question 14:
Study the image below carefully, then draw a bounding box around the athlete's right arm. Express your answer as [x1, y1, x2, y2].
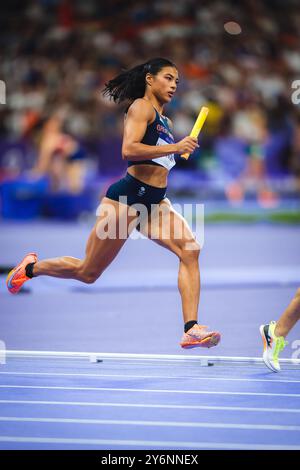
[122, 99, 199, 160]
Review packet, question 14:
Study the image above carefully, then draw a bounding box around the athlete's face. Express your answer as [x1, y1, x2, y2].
[147, 66, 179, 102]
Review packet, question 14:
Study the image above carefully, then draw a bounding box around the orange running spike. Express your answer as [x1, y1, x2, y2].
[6, 252, 37, 294]
[180, 324, 221, 349]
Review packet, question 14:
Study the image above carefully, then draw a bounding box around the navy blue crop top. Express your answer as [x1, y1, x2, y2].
[126, 106, 177, 171]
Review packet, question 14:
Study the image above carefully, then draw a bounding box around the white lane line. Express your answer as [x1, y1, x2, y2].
[0, 416, 300, 431]
[0, 436, 299, 450]
[0, 371, 299, 384]
[0, 399, 299, 413]
[0, 385, 299, 397]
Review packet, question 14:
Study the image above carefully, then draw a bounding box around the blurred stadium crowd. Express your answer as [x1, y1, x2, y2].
[0, 0, 300, 217]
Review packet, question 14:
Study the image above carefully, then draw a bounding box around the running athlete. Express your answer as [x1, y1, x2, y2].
[6, 57, 221, 349]
[260, 288, 300, 371]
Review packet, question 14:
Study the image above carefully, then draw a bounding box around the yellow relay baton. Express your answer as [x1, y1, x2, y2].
[181, 106, 209, 160]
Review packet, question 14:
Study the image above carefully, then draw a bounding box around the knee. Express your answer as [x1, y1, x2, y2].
[82, 275, 98, 284]
[180, 240, 201, 263]
[77, 268, 101, 284]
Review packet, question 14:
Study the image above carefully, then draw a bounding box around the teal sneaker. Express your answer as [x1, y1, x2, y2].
[259, 321, 288, 372]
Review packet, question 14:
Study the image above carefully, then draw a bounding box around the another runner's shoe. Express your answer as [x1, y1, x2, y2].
[6, 253, 37, 294]
[260, 321, 287, 372]
[180, 324, 221, 349]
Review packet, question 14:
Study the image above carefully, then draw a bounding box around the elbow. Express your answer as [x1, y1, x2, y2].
[122, 145, 132, 160]
[122, 142, 141, 160]
[121, 145, 129, 160]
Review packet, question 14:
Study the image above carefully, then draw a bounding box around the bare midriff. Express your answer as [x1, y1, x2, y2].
[127, 163, 169, 188]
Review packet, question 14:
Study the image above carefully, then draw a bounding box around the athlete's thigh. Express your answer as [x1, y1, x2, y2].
[83, 197, 138, 273]
[138, 198, 198, 256]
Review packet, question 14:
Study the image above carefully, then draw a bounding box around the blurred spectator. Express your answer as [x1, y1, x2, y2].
[30, 110, 87, 193]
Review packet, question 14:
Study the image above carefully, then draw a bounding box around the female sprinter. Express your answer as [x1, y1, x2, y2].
[6, 57, 221, 349]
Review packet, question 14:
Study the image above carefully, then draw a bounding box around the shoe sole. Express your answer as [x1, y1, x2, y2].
[259, 325, 279, 372]
[181, 333, 221, 349]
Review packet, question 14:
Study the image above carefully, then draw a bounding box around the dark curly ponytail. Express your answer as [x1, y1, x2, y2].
[102, 57, 177, 105]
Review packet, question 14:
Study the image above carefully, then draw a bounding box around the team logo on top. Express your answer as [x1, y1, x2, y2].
[137, 186, 146, 197]
[156, 123, 173, 141]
